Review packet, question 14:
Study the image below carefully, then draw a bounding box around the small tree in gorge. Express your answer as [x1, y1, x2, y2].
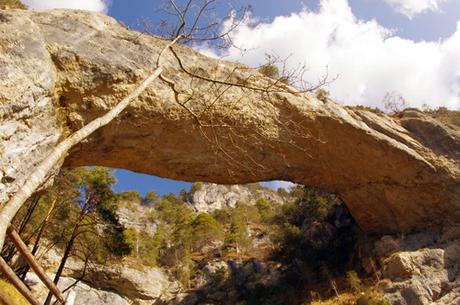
[43, 167, 132, 305]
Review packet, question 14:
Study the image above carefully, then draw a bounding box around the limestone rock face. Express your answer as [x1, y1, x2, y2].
[27, 273, 131, 305]
[80, 264, 176, 302]
[36, 245, 179, 304]
[0, 9, 459, 233]
[187, 183, 287, 213]
[377, 227, 460, 305]
[116, 203, 159, 236]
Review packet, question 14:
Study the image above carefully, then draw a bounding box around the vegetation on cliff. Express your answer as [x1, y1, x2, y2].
[0, 167, 392, 304]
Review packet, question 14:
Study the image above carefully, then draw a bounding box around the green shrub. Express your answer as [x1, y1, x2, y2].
[223, 212, 251, 254]
[119, 191, 142, 203]
[316, 88, 330, 102]
[143, 191, 158, 205]
[213, 208, 232, 225]
[176, 264, 192, 288]
[191, 213, 224, 250]
[352, 105, 384, 115]
[258, 64, 279, 79]
[277, 187, 289, 197]
[271, 186, 358, 276]
[190, 182, 204, 194]
[346, 270, 362, 292]
[245, 182, 263, 192]
[255, 198, 274, 221]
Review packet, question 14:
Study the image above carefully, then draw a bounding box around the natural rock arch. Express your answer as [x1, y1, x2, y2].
[0, 9, 459, 234]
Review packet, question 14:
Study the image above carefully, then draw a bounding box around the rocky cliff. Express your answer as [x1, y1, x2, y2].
[187, 183, 288, 213]
[0, 9, 459, 234]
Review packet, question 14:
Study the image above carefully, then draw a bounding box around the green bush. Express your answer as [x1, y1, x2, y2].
[316, 88, 330, 102]
[258, 64, 279, 79]
[119, 191, 142, 203]
[191, 213, 224, 250]
[277, 187, 289, 197]
[346, 270, 362, 292]
[223, 211, 251, 254]
[271, 186, 358, 277]
[143, 191, 158, 205]
[190, 182, 204, 194]
[352, 105, 384, 115]
[255, 198, 274, 221]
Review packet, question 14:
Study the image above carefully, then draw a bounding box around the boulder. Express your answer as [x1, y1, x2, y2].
[35, 245, 178, 304]
[26, 272, 130, 305]
[379, 232, 460, 305]
[75, 263, 177, 302]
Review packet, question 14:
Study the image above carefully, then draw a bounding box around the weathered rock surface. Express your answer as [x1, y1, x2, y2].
[187, 183, 287, 213]
[0, 9, 459, 233]
[27, 272, 131, 305]
[117, 202, 159, 236]
[81, 263, 177, 302]
[376, 226, 460, 305]
[36, 245, 179, 304]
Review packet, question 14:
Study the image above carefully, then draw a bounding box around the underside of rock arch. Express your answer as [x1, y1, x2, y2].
[0, 9, 459, 234]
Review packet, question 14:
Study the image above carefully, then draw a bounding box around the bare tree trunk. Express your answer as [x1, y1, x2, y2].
[44, 221, 80, 305]
[19, 199, 56, 280]
[44, 198, 89, 305]
[43, 236, 75, 305]
[0, 195, 41, 264]
[17, 195, 41, 236]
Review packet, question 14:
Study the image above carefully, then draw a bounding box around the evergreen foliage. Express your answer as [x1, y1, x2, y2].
[191, 213, 224, 250]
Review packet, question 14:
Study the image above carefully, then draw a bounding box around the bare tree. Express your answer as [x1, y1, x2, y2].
[383, 91, 407, 114]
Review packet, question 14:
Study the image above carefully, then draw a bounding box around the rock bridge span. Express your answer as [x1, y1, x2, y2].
[0, 9, 459, 233]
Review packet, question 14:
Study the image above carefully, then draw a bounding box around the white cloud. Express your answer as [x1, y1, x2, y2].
[261, 181, 296, 191]
[384, 0, 447, 18]
[22, 0, 109, 13]
[200, 0, 460, 110]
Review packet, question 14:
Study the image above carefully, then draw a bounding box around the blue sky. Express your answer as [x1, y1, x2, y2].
[106, 0, 460, 41]
[23, 0, 460, 196]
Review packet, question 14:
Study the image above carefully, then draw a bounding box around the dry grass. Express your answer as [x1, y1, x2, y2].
[309, 292, 356, 305]
[307, 289, 390, 305]
[428, 108, 460, 128]
[0, 278, 31, 305]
